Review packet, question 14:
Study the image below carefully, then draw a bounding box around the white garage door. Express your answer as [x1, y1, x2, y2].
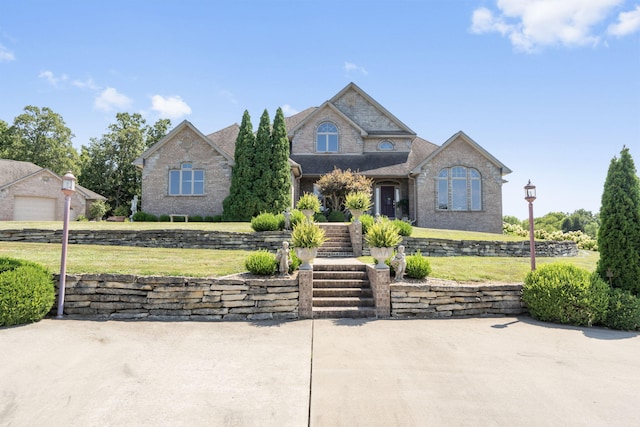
[14, 196, 57, 221]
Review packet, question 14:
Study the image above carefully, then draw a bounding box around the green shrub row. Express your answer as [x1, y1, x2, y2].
[387, 249, 432, 280]
[0, 257, 55, 327]
[131, 212, 223, 222]
[250, 210, 306, 232]
[503, 222, 597, 251]
[523, 263, 640, 330]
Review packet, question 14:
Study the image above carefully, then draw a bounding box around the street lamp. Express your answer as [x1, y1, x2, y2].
[524, 180, 536, 271]
[57, 171, 76, 318]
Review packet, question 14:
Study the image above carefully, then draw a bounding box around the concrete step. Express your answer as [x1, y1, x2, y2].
[313, 263, 366, 272]
[314, 287, 373, 298]
[312, 306, 376, 319]
[317, 252, 355, 258]
[313, 270, 367, 280]
[313, 279, 369, 288]
[313, 297, 374, 307]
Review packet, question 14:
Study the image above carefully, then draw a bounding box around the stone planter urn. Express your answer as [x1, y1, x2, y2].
[349, 209, 364, 223]
[369, 247, 393, 270]
[301, 209, 315, 221]
[295, 247, 318, 270]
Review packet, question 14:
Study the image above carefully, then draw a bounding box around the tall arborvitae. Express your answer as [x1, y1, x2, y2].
[596, 146, 640, 295]
[270, 107, 292, 213]
[222, 110, 257, 221]
[253, 109, 273, 213]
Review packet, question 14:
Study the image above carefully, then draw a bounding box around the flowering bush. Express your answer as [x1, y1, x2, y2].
[503, 222, 597, 251]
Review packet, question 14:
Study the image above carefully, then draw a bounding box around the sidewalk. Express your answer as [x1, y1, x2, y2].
[1, 317, 639, 426]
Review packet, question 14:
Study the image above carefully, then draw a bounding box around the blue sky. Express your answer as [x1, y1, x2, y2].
[1, 0, 639, 219]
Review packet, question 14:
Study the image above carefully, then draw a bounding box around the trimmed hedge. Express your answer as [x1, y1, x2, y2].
[405, 250, 431, 279]
[522, 263, 609, 327]
[245, 250, 277, 275]
[0, 257, 55, 327]
[605, 289, 640, 331]
[251, 212, 281, 232]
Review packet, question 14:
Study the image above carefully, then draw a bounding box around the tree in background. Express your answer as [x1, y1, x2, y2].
[223, 110, 258, 221]
[253, 109, 274, 213]
[269, 107, 292, 214]
[80, 113, 170, 213]
[1, 106, 79, 175]
[596, 146, 640, 295]
[316, 168, 374, 212]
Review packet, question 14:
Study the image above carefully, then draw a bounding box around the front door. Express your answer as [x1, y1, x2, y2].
[380, 186, 396, 218]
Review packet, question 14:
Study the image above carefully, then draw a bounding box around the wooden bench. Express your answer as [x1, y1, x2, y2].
[169, 214, 189, 222]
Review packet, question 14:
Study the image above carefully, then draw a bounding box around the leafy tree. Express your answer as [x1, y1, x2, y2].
[2, 106, 79, 175]
[269, 107, 292, 214]
[316, 168, 374, 212]
[531, 211, 566, 233]
[503, 215, 524, 227]
[223, 110, 258, 221]
[596, 147, 640, 295]
[0, 119, 9, 155]
[253, 109, 273, 213]
[80, 113, 170, 213]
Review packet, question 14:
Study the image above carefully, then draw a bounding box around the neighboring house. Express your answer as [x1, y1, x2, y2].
[0, 159, 106, 221]
[134, 83, 511, 233]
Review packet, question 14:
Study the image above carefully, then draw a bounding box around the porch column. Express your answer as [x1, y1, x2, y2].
[375, 186, 380, 216]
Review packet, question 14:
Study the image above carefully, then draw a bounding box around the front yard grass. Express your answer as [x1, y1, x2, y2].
[1, 241, 598, 282]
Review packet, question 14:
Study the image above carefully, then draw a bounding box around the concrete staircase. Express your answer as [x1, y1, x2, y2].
[312, 262, 376, 319]
[317, 223, 353, 257]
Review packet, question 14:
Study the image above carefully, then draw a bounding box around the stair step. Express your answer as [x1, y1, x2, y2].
[313, 271, 367, 279]
[314, 288, 372, 298]
[313, 264, 366, 272]
[313, 297, 374, 307]
[312, 306, 376, 319]
[313, 279, 369, 288]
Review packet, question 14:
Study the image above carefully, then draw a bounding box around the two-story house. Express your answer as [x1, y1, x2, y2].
[134, 83, 511, 233]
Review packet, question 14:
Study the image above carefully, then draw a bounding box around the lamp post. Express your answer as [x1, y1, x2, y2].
[57, 171, 76, 319]
[524, 180, 536, 271]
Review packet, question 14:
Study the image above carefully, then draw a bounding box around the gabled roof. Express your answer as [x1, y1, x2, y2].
[287, 82, 416, 138]
[0, 159, 106, 200]
[134, 120, 234, 167]
[410, 131, 512, 175]
[288, 101, 368, 137]
[330, 82, 416, 136]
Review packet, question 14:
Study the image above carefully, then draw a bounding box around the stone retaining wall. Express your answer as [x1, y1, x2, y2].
[391, 281, 525, 318]
[53, 273, 299, 321]
[3, 228, 577, 257]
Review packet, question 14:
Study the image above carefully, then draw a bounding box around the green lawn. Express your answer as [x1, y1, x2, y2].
[0, 221, 594, 281]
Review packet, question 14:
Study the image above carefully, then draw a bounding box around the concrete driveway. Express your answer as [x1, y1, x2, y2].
[1, 317, 638, 427]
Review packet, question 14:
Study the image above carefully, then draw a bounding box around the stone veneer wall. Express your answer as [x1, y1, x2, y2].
[391, 282, 525, 318]
[53, 273, 299, 321]
[2, 229, 577, 257]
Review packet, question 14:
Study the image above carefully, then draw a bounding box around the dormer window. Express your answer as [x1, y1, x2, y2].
[316, 122, 338, 153]
[378, 141, 394, 151]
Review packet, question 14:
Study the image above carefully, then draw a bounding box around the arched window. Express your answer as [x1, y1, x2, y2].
[437, 166, 482, 211]
[378, 141, 394, 151]
[316, 122, 338, 153]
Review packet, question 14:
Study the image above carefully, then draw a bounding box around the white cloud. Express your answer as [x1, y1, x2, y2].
[471, 0, 626, 52]
[72, 78, 100, 90]
[38, 70, 68, 86]
[281, 104, 299, 116]
[94, 87, 133, 112]
[344, 61, 369, 75]
[0, 44, 15, 62]
[608, 4, 640, 36]
[150, 95, 192, 119]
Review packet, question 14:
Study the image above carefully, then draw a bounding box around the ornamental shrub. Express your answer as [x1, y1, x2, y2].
[522, 263, 609, 327]
[604, 288, 640, 331]
[314, 213, 327, 222]
[358, 214, 375, 234]
[327, 210, 345, 222]
[113, 205, 129, 217]
[405, 250, 431, 279]
[190, 215, 204, 222]
[159, 214, 171, 222]
[88, 199, 109, 221]
[132, 211, 157, 222]
[392, 219, 413, 236]
[365, 219, 402, 248]
[245, 250, 277, 275]
[0, 257, 55, 327]
[251, 212, 281, 232]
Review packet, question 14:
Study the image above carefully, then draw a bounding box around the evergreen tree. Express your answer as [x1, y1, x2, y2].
[253, 109, 273, 213]
[596, 146, 640, 295]
[222, 111, 257, 221]
[270, 107, 292, 213]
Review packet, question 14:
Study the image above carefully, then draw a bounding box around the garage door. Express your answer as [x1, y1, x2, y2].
[14, 196, 57, 221]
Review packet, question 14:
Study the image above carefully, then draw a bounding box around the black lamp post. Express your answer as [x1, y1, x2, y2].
[57, 171, 76, 318]
[524, 180, 536, 271]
